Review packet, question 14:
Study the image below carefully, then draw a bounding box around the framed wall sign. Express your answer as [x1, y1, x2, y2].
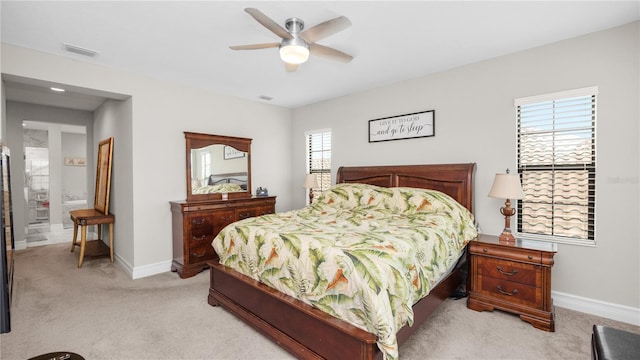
[223, 145, 245, 160]
[368, 110, 435, 142]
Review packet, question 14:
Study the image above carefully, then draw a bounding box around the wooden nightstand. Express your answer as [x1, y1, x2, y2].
[467, 234, 557, 331]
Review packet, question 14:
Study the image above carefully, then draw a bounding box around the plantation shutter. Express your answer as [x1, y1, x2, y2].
[306, 129, 331, 196]
[515, 87, 597, 245]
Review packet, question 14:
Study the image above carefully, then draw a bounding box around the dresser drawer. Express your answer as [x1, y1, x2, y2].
[237, 207, 260, 220]
[213, 210, 235, 231]
[254, 205, 275, 217]
[189, 240, 216, 263]
[470, 242, 542, 264]
[190, 215, 214, 235]
[478, 257, 540, 287]
[478, 277, 542, 310]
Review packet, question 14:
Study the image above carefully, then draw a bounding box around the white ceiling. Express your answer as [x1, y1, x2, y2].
[2, 1, 639, 110]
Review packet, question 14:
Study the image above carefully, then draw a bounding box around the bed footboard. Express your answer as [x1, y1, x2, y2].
[208, 260, 379, 360]
[208, 250, 468, 360]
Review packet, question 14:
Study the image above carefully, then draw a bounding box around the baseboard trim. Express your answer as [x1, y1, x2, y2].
[131, 259, 173, 280]
[15, 239, 27, 250]
[553, 290, 640, 326]
[119, 261, 640, 326]
[50, 223, 64, 232]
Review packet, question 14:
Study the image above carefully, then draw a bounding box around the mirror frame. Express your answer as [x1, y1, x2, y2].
[94, 137, 114, 213]
[185, 132, 252, 202]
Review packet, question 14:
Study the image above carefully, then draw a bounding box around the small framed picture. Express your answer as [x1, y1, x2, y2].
[223, 146, 245, 160]
[64, 157, 87, 166]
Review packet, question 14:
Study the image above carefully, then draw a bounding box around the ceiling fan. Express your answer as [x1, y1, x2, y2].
[230, 8, 353, 72]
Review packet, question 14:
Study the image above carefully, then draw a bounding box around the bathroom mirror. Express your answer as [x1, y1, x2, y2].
[185, 132, 251, 202]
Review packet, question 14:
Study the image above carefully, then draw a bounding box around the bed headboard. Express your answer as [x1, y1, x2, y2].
[208, 172, 248, 189]
[336, 163, 476, 212]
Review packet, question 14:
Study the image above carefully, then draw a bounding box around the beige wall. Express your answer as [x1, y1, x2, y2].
[1, 44, 293, 275]
[1, 20, 637, 322]
[292, 22, 640, 311]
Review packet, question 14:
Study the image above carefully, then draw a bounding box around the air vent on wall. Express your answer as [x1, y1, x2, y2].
[63, 42, 99, 57]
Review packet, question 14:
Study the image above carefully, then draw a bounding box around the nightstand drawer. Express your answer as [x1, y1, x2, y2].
[470, 242, 542, 264]
[479, 277, 541, 309]
[478, 257, 540, 287]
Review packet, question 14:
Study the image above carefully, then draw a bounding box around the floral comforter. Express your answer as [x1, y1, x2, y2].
[212, 183, 477, 360]
[192, 183, 243, 194]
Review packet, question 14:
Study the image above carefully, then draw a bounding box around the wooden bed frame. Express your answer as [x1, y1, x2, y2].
[208, 163, 476, 360]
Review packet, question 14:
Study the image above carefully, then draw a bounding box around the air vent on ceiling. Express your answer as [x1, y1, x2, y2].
[63, 42, 99, 57]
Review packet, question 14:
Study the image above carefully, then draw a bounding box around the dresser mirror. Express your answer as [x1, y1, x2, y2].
[185, 132, 252, 201]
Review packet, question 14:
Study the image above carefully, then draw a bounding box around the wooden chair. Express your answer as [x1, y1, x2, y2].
[70, 138, 114, 268]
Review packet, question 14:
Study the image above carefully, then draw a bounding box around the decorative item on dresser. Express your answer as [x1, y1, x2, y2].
[467, 234, 557, 331]
[171, 132, 276, 278]
[170, 196, 275, 279]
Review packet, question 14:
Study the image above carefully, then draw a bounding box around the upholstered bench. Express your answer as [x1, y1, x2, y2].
[592, 325, 640, 360]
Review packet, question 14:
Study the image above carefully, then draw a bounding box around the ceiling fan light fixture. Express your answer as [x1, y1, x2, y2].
[279, 37, 309, 64]
[231, 9, 353, 70]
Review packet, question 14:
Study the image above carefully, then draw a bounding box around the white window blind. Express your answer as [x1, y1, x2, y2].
[201, 152, 210, 181]
[306, 129, 331, 198]
[515, 86, 597, 245]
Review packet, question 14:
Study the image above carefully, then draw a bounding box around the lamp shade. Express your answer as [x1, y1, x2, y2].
[304, 174, 319, 188]
[488, 173, 524, 200]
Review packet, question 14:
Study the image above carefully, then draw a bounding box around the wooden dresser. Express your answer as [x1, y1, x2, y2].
[170, 196, 276, 279]
[467, 234, 557, 331]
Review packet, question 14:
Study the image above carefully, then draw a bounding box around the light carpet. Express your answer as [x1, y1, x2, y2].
[1, 243, 638, 360]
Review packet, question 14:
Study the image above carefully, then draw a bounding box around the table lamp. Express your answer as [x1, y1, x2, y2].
[304, 174, 319, 204]
[488, 169, 524, 242]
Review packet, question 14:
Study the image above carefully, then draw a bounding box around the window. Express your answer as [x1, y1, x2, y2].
[305, 129, 331, 203]
[515, 87, 597, 246]
[201, 152, 210, 182]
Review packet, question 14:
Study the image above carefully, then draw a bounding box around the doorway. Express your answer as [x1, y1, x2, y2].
[24, 129, 50, 244]
[23, 121, 88, 247]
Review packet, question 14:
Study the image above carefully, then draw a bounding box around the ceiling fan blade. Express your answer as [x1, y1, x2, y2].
[301, 16, 351, 44]
[244, 8, 292, 40]
[285, 63, 299, 72]
[309, 43, 353, 63]
[230, 42, 280, 50]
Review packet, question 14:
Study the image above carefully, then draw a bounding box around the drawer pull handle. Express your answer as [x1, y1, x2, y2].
[496, 266, 518, 276]
[192, 218, 206, 225]
[191, 250, 206, 258]
[482, 248, 488, 253]
[496, 285, 518, 296]
[192, 234, 207, 242]
[528, 255, 533, 260]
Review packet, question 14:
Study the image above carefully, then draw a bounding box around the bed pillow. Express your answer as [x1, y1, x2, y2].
[312, 183, 388, 209]
[312, 183, 476, 238]
[313, 183, 463, 214]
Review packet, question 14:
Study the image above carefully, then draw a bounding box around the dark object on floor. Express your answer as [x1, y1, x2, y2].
[592, 324, 640, 360]
[28, 351, 85, 360]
